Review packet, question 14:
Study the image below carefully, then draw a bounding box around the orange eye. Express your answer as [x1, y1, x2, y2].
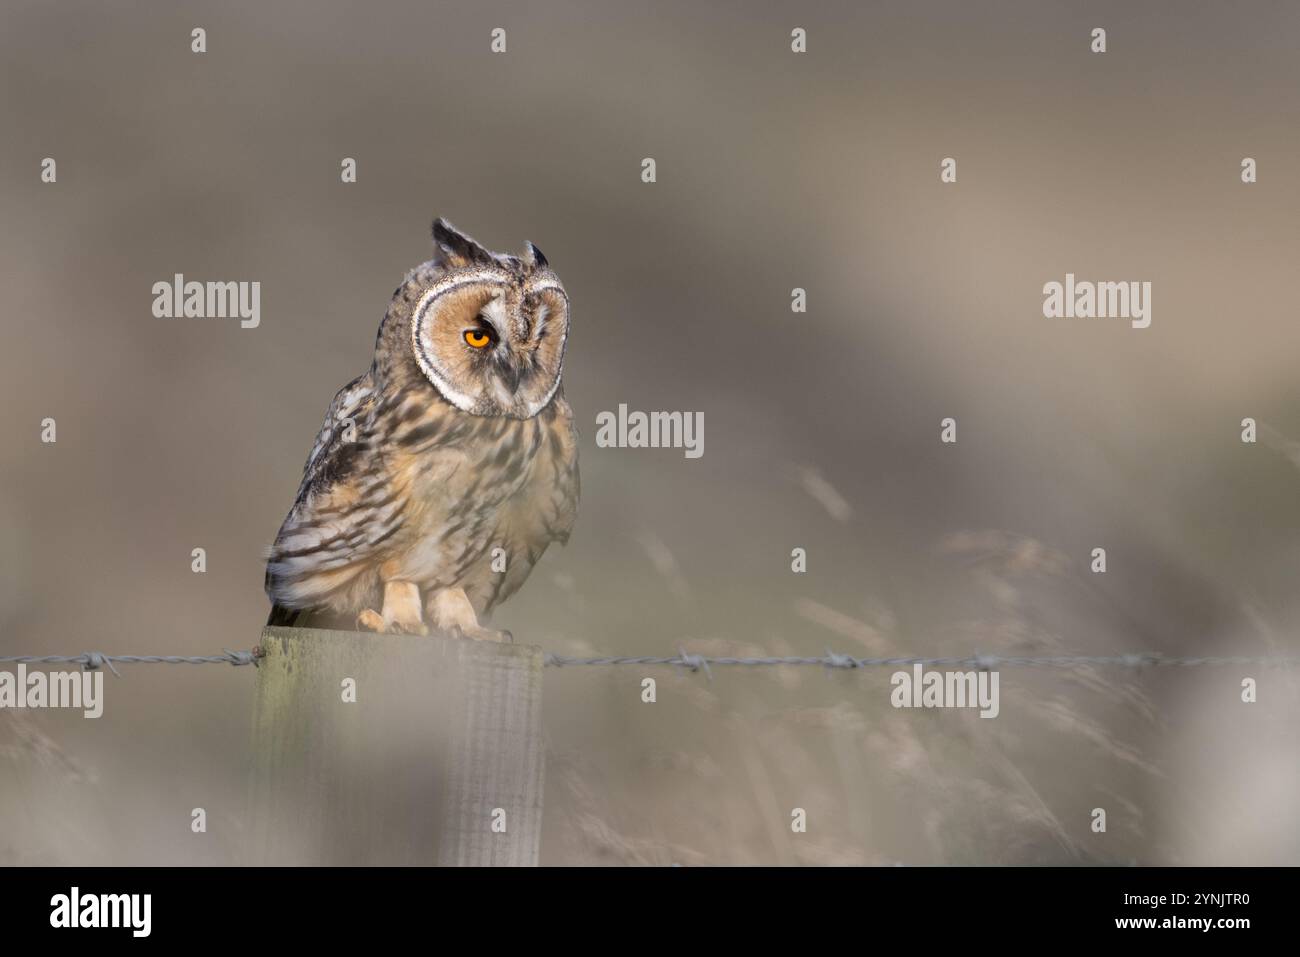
[464, 329, 492, 348]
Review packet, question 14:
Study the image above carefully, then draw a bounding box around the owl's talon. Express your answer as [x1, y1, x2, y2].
[426, 588, 514, 642]
[357, 609, 386, 632]
[357, 613, 428, 636]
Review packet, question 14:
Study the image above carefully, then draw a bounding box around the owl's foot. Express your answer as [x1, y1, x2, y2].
[357, 581, 428, 635]
[356, 608, 429, 635]
[448, 624, 514, 644]
[427, 587, 509, 642]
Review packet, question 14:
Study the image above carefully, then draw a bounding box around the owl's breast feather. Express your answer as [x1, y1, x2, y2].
[381, 412, 553, 588]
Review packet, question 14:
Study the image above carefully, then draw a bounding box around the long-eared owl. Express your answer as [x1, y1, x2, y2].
[265, 219, 579, 640]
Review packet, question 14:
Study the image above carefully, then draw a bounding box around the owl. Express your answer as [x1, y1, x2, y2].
[264, 218, 579, 641]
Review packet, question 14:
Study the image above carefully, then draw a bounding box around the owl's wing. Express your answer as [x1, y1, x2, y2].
[265, 373, 395, 612]
[300, 374, 374, 490]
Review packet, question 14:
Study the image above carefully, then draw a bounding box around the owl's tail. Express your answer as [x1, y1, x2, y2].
[266, 603, 359, 631]
[266, 604, 302, 628]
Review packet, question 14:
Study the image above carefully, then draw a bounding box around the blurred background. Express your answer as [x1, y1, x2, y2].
[1, 0, 1298, 865]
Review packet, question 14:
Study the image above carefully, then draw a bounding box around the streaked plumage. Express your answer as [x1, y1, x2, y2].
[265, 219, 579, 639]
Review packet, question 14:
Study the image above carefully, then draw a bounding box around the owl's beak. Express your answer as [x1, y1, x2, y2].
[498, 363, 521, 393]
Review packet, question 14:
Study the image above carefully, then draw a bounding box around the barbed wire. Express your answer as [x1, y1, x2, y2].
[543, 650, 1300, 679]
[0, 650, 258, 678]
[2, 647, 1297, 680]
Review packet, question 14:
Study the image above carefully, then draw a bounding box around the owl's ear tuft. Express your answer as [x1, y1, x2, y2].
[523, 241, 548, 270]
[431, 218, 494, 269]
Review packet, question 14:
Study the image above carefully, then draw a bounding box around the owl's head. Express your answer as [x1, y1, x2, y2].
[408, 218, 570, 419]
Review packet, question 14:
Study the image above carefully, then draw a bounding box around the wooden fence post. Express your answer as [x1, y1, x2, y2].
[248, 626, 545, 866]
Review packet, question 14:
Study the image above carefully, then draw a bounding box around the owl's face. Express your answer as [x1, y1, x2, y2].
[410, 220, 570, 419]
